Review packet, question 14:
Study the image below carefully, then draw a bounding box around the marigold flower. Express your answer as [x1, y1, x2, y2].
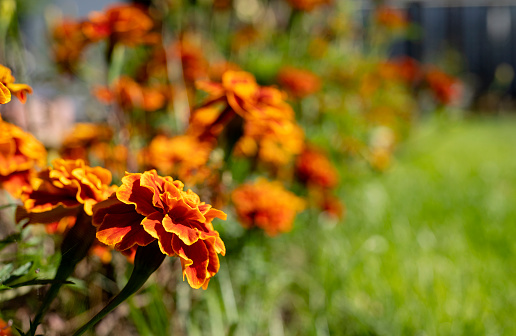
[197, 70, 294, 121]
[0, 318, 12, 336]
[51, 19, 87, 71]
[0, 118, 46, 197]
[196, 70, 296, 144]
[320, 194, 345, 220]
[92, 170, 226, 289]
[197, 70, 257, 116]
[277, 66, 321, 99]
[380, 56, 421, 85]
[234, 118, 304, 166]
[88, 4, 159, 46]
[208, 61, 241, 82]
[60, 123, 113, 161]
[232, 178, 305, 236]
[425, 67, 462, 105]
[172, 35, 209, 83]
[374, 6, 408, 30]
[145, 134, 213, 184]
[94, 76, 168, 112]
[285, 0, 332, 12]
[296, 146, 338, 189]
[19, 159, 116, 225]
[0, 64, 33, 104]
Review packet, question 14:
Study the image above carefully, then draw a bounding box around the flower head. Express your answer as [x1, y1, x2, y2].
[374, 6, 408, 30]
[234, 118, 304, 166]
[232, 178, 305, 236]
[93, 170, 226, 289]
[425, 67, 462, 105]
[0, 118, 46, 197]
[60, 123, 113, 161]
[94, 76, 168, 112]
[145, 134, 213, 184]
[285, 0, 332, 12]
[197, 70, 294, 121]
[19, 159, 116, 222]
[0, 64, 32, 104]
[277, 66, 321, 99]
[51, 19, 91, 73]
[88, 4, 159, 46]
[296, 146, 338, 189]
[0, 318, 12, 336]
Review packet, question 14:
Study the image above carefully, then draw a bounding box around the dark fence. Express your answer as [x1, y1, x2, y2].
[390, 2, 516, 100]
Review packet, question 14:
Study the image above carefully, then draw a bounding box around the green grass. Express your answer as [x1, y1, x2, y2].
[202, 116, 516, 336]
[337, 116, 516, 335]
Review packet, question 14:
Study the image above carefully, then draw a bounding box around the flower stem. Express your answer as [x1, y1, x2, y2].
[28, 208, 96, 336]
[72, 241, 166, 336]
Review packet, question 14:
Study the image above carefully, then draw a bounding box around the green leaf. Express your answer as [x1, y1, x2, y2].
[0, 278, 74, 291]
[0, 203, 17, 210]
[0, 263, 14, 283]
[2, 261, 33, 285]
[0, 232, 21, 250]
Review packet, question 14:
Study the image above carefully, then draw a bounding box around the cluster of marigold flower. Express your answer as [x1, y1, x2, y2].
[0, 0, 463, 333]
[1, 0, 343, 289]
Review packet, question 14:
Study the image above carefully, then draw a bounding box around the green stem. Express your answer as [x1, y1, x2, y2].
[72, 241, 166, 336]
[28, 207, 96, 336]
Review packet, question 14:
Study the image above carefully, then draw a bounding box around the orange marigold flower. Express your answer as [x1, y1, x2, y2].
[171, 35, 209, 83]
[0, 118, 46, 197]
[277, 66, 321, 99]
[285, 0, 332, 12]
[296, 146, 338, 189]
[380, 56, 421, 85]
[232, 178, 305, 236]
[94, 76, 168, 112]
[197, 70, 294, 121]
[197, 70, 258, 116]
[92, 170, 226, 289]
[0, 318, 12, 336]
[425, 67, 462, 105]
[0, 64, 33, 104]
[234, 118, 304, 166]
[195, 70, 296, 143]
[88, 3, 159, 46]
[51, 18, 95, 73]
[374, 6, 408, 30]
[208, 61, 241, 82]
[146, 134, 213, 184]
[19, 159, 116, 222]
[60, 123, 113, 161]
[320, 194, 345, 220]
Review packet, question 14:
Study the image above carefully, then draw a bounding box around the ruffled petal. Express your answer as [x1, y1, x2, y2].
[172, 236, 209, 289]
[0, 82, 11, 104]
[117, 172, 158, 216]
[141, 213, 175, 256]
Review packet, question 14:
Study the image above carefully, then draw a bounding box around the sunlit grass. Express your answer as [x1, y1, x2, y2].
[339, 116, 516, 335]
